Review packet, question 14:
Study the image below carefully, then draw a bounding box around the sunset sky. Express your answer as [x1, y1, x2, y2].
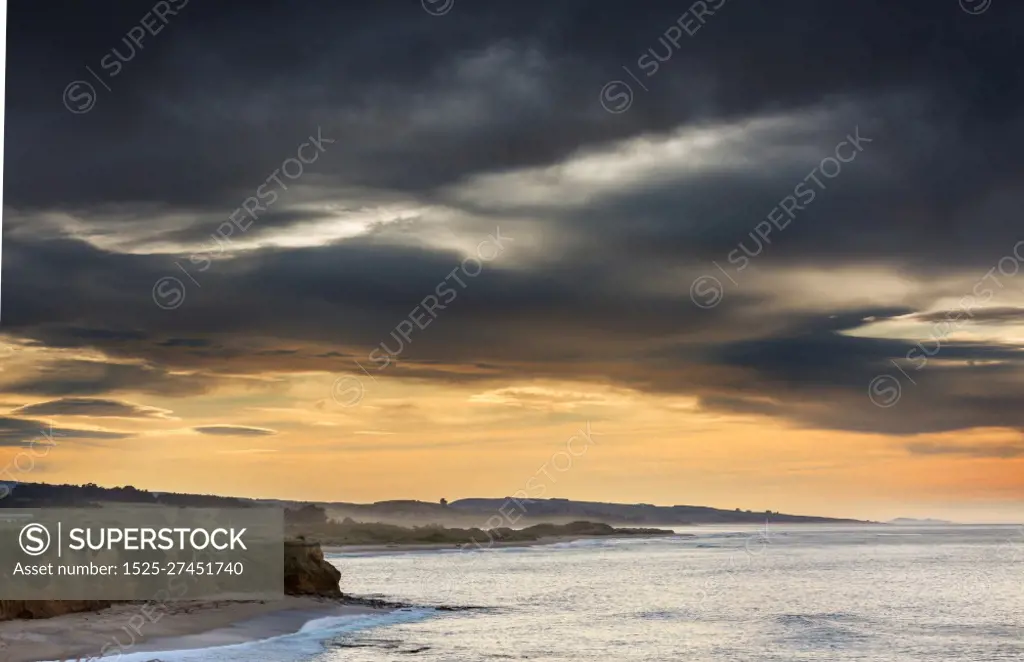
[2, 0, 1023, 523]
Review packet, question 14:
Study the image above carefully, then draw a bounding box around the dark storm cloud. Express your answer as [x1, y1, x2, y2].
[66, 328, 149, 342]
[4, 0, 1024, 438]
[11, 398, 172, 419]
[159, 338, 211, 348]
[687, 310, 1024, 435]
[0, 358, 218, 398]
[5, 0, 1021, 215]
[0, 416, 132, 447]
[193, 425, 277, 437]
[0, 233, 750, 366]
[696, 339, 1024, 436]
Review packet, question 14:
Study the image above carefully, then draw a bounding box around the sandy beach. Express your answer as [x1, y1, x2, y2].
[0, 597, 387, 662]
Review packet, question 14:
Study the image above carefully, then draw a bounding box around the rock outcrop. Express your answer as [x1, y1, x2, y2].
[283, 538, 342, 597]
[0, 540, 342, 621]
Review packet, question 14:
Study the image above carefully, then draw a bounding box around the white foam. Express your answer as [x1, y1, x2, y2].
[40, 607, 434, 662]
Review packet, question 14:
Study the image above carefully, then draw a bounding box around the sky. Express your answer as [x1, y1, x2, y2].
[2, 0, 1023, 523]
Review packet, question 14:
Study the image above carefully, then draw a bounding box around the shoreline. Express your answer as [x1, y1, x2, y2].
[0, 534, 678, 661]
[0, 597, 390, 662]
[325, 532, 684, 555]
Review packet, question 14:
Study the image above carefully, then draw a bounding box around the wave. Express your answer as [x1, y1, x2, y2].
[46, 607, 435, 662]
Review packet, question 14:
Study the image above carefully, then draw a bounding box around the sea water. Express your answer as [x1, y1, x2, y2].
[71, 524, 1024, 661]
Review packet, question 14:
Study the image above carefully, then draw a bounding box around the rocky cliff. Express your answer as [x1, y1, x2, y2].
[283, 538, 342, 597]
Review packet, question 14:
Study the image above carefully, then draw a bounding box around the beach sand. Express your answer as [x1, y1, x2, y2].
[0, 597, 386, 662]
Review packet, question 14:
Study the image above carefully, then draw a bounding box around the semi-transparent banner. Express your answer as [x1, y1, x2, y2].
[0, 506, 284, 600]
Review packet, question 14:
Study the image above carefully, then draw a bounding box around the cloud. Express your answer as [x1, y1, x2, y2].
[193, 425, 278, 437]
[468, 386, 626, 411]
[914, 307, 1024, 325]
[159, 338, 213, 348]
[3, 0, 1024, 442]
[0, 360, 218, 398]
[0, 416, 133, 447]
[905, 441, 1024, 459]
[11, 398, 173, 419]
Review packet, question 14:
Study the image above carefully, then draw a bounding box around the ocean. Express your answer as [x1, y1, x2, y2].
[99, 524, 1024, 661]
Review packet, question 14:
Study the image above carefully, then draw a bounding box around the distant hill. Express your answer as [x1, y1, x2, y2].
[0, 482, 869, 525]
[0, 481, 251, 509]
[265, 497, 866, 527]
[449, 498, 866, 525]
